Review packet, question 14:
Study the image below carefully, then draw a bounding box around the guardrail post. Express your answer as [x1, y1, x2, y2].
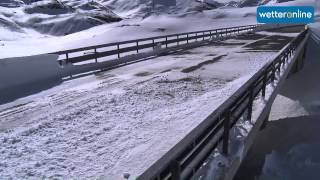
[262, 70, 267, 98]
[94, 48, 97, 63]
[289, 46, 293, 57]
[170, 160, 181, 180]
[284, 53, 288, 63]
[223, 111, 230, 155]
[66, 53, 69, 64]
[187, 34, 189, 44]
[166, 37, 168, 48]
[152, 39, 155, 49]
[177, 35, 179, 45]
[136, 41, 139, 53]
[196, 33, 198, 41]
[203, 32, 205, 40]
[281, 57, 286, 70]
[271, 62, 276, 83]
[247, 87, 254, 121]
[117, 44, 120, 59]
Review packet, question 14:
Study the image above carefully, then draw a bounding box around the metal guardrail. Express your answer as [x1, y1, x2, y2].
[52, 25, 258, 64]
[137, 28, 308, 180]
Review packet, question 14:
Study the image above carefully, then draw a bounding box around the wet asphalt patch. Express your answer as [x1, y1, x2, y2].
[243, 35, 293, 51]
[181, 55, 227, 73]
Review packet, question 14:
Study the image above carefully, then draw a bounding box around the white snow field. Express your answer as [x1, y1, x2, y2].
[0, 30, 299, 179]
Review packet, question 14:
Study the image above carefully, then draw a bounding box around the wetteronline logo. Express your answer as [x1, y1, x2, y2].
[257, 6, 314, 24]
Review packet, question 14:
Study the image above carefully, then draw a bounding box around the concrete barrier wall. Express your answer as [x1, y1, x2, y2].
[0, 54, 61, 92]
[255, 24, 306, 32]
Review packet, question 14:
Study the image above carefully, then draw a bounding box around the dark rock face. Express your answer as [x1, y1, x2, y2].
[24, 1, 71, 15]
[277, 0, 295, 2]
[155, 0, 177, 6]
[0, 0, 24, 7]
[21, 0, 42, 4]
[238, 0, 261, 7]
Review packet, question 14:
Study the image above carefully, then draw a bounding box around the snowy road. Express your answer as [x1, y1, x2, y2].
[0, 31, 298, 179]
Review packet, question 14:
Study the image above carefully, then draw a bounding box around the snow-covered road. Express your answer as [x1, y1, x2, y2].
[0, 31, 298, 179]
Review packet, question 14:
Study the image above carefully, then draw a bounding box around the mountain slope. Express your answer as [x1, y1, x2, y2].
[0, 0, 122, 36]
[0, 0, 298, 39]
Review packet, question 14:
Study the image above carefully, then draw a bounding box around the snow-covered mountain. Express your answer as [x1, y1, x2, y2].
[0, 0, 284, 37]
[0, 0, 122, 36]
[0, 0, 292, 37]
[99, 0, 294, 17]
